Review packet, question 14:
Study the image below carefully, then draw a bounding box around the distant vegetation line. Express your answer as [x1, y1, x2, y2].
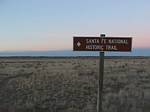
[0, 56, 149, 59]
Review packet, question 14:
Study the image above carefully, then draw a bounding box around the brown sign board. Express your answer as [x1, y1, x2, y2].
[73, 37, 132, 52]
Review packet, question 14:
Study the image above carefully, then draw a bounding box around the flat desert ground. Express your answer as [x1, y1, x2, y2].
[0, 57, 149, 112]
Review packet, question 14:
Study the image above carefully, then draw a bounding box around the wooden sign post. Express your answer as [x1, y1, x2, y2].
[73, 34, 132, 112]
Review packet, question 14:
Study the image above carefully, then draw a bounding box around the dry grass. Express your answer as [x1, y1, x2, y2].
[0, 57, 149, 112]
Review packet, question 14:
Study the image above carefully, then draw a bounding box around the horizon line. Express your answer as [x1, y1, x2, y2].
[0, 47, 149, 52]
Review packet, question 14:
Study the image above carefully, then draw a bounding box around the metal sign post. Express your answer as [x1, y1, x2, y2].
[98, 34, 105, 112]
[73, 34, 132, 112]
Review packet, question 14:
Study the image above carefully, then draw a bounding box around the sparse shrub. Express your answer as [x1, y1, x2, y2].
[136, 69, 146, 74]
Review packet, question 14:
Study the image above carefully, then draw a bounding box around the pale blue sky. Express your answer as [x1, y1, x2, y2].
[0, 0, 150, 51]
